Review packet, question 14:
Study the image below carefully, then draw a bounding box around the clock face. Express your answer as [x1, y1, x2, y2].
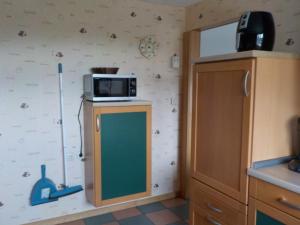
[139, 35, 159, 59]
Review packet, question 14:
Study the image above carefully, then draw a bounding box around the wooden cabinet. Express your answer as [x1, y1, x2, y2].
[191, 59, 255, 204]
[190, 52, 300, 224]
[248, 197, 300, 225]
[249, 178, 300, 225]
[190, 202, 229, 225]
[250, 178, 300, 219]
[84, 102, 151, 207]
[190, 179, 247, 225]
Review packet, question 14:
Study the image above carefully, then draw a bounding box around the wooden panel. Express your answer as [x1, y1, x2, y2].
[252, 58, 300, 162]
[250, 178, 300, 219]
[190, 202, 229, 225]
[93, 105, 152, 206]
[248, 197, 300, 225]
[190, 178, 247, 225]
[191, 59, 255, 204]
[190, 201, 246, 225]
[179, 31, 200, 198]
[83, 101, 96, 205]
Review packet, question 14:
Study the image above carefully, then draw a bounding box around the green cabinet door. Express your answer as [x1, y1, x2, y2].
[100, 112, 147, 200]
[257, 211, 285, 225]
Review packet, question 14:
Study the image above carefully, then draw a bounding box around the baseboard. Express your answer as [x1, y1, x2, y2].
[23, 192, 176, 225]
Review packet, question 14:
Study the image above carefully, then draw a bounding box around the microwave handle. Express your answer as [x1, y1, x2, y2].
[96, 115, 100, 132]
[128, 79, 131, 97]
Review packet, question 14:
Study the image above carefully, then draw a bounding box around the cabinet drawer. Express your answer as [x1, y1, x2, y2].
[190, 202, 230, 225]
[248, 197, 300, 225]
[250, 178, 300, 219]
[190, 179, 247, 225]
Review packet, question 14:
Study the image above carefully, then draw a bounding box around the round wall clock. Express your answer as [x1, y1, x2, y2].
[139, 35, 159, 59]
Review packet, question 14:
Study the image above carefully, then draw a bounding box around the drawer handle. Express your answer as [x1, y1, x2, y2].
[206, 216, 222, 225]
[207, 203, 222, 213]
[277, 197, 300, 210]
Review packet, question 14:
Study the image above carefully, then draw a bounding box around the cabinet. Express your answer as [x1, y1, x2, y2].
[248, 198, 300, 225]
[249, 178, 300, 225]
[190, 179, 247, 225]
[84, 102, 151, 207]
[190, 202, 228, 225]
[191, 59, 255, 204]
[189, 52, 300, 225]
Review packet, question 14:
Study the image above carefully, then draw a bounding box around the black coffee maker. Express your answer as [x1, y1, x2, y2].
[288, 118, 300, 172]
[236, 11, 275, 52]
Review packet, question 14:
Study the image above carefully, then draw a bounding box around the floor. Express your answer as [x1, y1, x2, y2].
[61, 198, 189, 225]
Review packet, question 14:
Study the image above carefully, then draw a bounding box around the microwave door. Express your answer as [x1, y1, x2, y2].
[94, 78, 129, 98]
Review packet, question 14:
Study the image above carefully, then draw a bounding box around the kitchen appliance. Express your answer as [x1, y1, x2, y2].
[236, 11, 275, 52]
[288, 117, 300, 173]
[83, 74, 137, 102]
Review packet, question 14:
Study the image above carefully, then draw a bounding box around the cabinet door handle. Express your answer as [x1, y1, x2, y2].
[96, 115, 100, 132]
[206, 216, 222, 225]
[207, 203, 222, 213]
[277, 197, 300, 210]
[243, 70, 250, 97]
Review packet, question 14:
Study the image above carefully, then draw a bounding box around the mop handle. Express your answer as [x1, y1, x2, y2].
[58, 63, 63, 73]
[41, 165, 46, 179]
[58, 63, 68, 186]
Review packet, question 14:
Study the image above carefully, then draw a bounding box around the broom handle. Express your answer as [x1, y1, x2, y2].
[41, 164, 46, 179]
[58, 63, 68, 186]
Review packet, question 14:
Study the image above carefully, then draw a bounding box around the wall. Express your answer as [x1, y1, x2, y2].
[186, 0, 300, 54]
[0, 1, 185, 224]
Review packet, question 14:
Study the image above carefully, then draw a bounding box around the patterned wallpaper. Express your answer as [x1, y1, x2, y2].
[0, 0, 185, 224]
[186, 0, 300, 54]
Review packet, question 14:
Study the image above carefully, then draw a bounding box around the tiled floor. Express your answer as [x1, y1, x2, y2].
[60, 198, 189, 225]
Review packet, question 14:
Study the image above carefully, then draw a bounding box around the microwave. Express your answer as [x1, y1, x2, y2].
[83, 74, 137, 102]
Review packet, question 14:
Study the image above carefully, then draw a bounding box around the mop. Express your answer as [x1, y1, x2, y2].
[30, 63, 83, 206]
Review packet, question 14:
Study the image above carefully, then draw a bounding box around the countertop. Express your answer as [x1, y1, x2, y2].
[193, 50, 300, 64]
[87, 100, 152, 107]
[248, 159, 300, 194]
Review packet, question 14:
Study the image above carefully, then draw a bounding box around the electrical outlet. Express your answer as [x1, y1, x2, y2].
[171, 54, 180, 68]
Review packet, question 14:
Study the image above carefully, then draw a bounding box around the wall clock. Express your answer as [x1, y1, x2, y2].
[139, 35, 159, 59]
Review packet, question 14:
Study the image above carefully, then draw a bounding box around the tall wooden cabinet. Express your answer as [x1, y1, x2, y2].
[191, 59, 254, 204]
[189, 51, 300, 225]
[84, 102, 152, 207]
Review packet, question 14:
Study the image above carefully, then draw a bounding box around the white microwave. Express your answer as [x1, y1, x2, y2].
[83, 74, 137, 102]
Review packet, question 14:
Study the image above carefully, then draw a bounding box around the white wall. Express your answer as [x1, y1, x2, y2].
[0, 1, 185, 224]
[186, 0, 300, 54]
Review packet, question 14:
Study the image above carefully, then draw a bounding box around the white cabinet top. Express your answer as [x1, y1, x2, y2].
[248, 163, 300, 194]
[89, 100, 152, 107]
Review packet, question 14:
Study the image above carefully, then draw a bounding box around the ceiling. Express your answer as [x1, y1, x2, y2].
[141, 0, 202, 7]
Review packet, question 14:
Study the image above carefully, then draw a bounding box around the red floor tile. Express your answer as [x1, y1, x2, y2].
[161, 198, 186, 208]
[146, 209, 180, 225]
[112, 207, 141, 220]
